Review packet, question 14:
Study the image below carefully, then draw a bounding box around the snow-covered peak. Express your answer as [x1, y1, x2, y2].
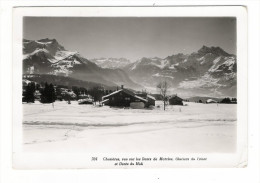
[23, 38, 87, 76]
[130, 56, 182, 70]
[90, 57, 131, 69]
[38, 38, 57, 43]
[209, 57, 236, 73]
[198, 45, 231, 57]
[23, 38, 66, 55]
[54, 51, 79, 61]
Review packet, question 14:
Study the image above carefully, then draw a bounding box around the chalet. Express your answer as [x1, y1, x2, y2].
[78, 94, 94, 105]
[59, 88, 77, 100]
[169, 95, 183, 106]
[78, 93, 92, 100]
[206, 99, 217, 103]
[102, 86, 155, 108]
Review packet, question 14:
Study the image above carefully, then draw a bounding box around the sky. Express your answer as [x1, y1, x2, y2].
[24, 17, 236, 61]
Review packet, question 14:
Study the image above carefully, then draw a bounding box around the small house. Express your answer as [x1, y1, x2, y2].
[169, 95, 183, 105]
[78, 93, 92, 100]
[206, 99, 217, 103]
[78, 94, 94, 105]
[102, 86, 155, 108]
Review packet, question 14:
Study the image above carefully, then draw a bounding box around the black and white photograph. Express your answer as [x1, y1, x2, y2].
[11, 7, 248, 169]
[2, 1, 260, 183]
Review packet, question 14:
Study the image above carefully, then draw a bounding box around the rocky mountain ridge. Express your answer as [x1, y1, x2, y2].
[23, 38, 237, 97]
[90, 57, 132, 69]
[122, 46, 237, 97]
[23, 38, 141, 89]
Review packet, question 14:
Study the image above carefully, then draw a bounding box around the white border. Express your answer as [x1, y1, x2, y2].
[11, 6, 247, 169]
[1, 1, 259, 182]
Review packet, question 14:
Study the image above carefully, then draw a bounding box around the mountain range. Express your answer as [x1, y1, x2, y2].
[23, 38, 141, 89]
[23, 38, 237, 97]
[122, 46, 236, 97]
[90, 57, 132, 69]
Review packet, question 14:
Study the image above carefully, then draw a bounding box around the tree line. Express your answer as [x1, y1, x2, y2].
[23, 82, 56, 103]
[194, 98, 237, 103]
[23, 82, 116, 104]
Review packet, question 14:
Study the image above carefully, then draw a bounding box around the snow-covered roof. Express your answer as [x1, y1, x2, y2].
[102, 89, 123, 99]
[207, 99, 217, 103]
[23, 79, 31, 85]
[101, 99, 109, 103]
[78, 98, 93, 102]
[102, 89, 148, 102]
[147, 95, 156, 100]
[122, 89, 135, 96]
[134, 95, 148, 102]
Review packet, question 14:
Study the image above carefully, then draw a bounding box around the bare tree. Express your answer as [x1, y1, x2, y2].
[157, 80, 168, 111]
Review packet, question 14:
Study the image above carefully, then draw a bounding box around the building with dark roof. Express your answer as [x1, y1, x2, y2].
[169, 95, 183, 106]
[102, 86, 155, 108]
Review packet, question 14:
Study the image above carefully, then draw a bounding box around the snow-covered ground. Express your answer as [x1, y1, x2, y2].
[23, 101, 237, 153]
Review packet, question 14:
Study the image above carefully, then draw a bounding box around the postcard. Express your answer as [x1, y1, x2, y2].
[12, 6, 247, 169]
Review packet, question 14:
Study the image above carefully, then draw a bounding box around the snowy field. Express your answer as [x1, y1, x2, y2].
[23, 101, 237, 153]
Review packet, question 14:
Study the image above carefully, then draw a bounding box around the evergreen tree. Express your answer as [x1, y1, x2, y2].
[23, 82, 35, 103]
[49, 84, 56, 103]
[220, 97, 231, 104]
[89, 87, 104, 103]
[56, 87, 62, 101]
[231, 98, 237, 103]
[72, 86, 80, 100]
[40, 82, 56, 103]
[40, 82, 48, 103]
[35, 83, 40, 90]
